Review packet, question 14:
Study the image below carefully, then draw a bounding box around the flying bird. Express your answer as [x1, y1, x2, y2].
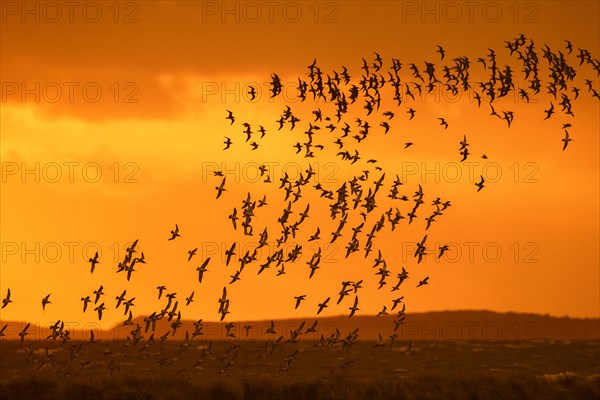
[188, 248, 197, 261]
[225, 110, 235, 125]
[223, 137, 232, 150]
[216, 178, 227, 199]
[543, 103, 555, 120]
[562, 130, 573, 150]
[317, 297, 331, 314]
[229, 208, 238, 230]
[475, 175, 485, 192]
[294, 295, 306, 309]
[115, 290, 126, 309]
[2, 289, 12, 309]
[248, 86, 257, 101]
[81, 296, 91, 312]
[89, 252, 99, 273]
[186, 291, 195, 306]
[417, 277, 430, 287]
[225, 243, 236, 266]
[19, 323, 30, 346]
[41, 294, 52, 311]
[438, 245, 450, 259]
[95, 303, 106, 320]
[436, 44, 445, 60]
[93, 285, 105, 304]
[169, 224, 181, 240]
[348, 296, 359, 317]
[197, 257, 211, 283]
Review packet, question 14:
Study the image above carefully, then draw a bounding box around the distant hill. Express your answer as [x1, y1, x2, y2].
[1, 310, 598, 342]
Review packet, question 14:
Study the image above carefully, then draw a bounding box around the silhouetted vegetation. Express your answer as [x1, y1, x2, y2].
[1, 372, 599, 400]
[1, 340, 598, 400]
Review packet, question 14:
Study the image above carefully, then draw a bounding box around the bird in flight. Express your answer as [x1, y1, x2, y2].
[229, 208, 238, 230]
[436, 44, 445, 60]
[169, 224, 181, 240]
[218, 287, 229, 321]
[564, 39, 573, 54]
[223, 137, 232, 150]
[475, 175, 485, 192]
[2, 289, 12, 309]
[216, 177, 227, 199]
[81, 296, 91, 312]
[248, 86, 257, 101]
[265, 320, 276, 335]
[562, 130, 573, 150]
[93, 285, 105, 304]
[438, 245, 450, 259]
[19, 323, 30, 346]
[294, 295, 306, 309]
[348, 296, 359, 317]
[95, 303, 106, 320]
[317, 297, 331, 314]
[115, 290, 127, 309]
[41, 294, 52, 311]
[197, 257, 210, 283]
[417, 277, 430, 287]
[89, 251, 99, 274]
[225, 243, 236, 266]
[391, 297, 404, 311]
[543, 102, 554, 120]
[225, 110, 235, 125]
[372, 333, 385, 349]
[188, 248, 197, 261]
[186, 291, 195, 306]
[393, 267, 409, 289]
[414, 234, 428, 264]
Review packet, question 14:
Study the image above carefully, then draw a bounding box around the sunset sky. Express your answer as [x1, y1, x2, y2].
[1, 0, 599, 330]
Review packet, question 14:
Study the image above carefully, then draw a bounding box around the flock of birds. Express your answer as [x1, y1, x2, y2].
[1, 35, 598, 378]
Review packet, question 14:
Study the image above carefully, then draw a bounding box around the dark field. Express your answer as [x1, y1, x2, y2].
[1, 340, 598, 400]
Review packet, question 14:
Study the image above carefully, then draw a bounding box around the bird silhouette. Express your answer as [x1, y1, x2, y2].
[2, 289, 12, 309]
[475, 175, 485, 192]
[169, 224, 181, 240]
[41, 294, 52, 311]
[225, 110, 235, 125]
[88, 252, 99, 273]
[562, 130, 573, 150]
[348, 296, 359, 317]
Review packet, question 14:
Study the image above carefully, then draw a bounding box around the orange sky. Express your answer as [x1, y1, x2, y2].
[1, 0, 599, 329]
